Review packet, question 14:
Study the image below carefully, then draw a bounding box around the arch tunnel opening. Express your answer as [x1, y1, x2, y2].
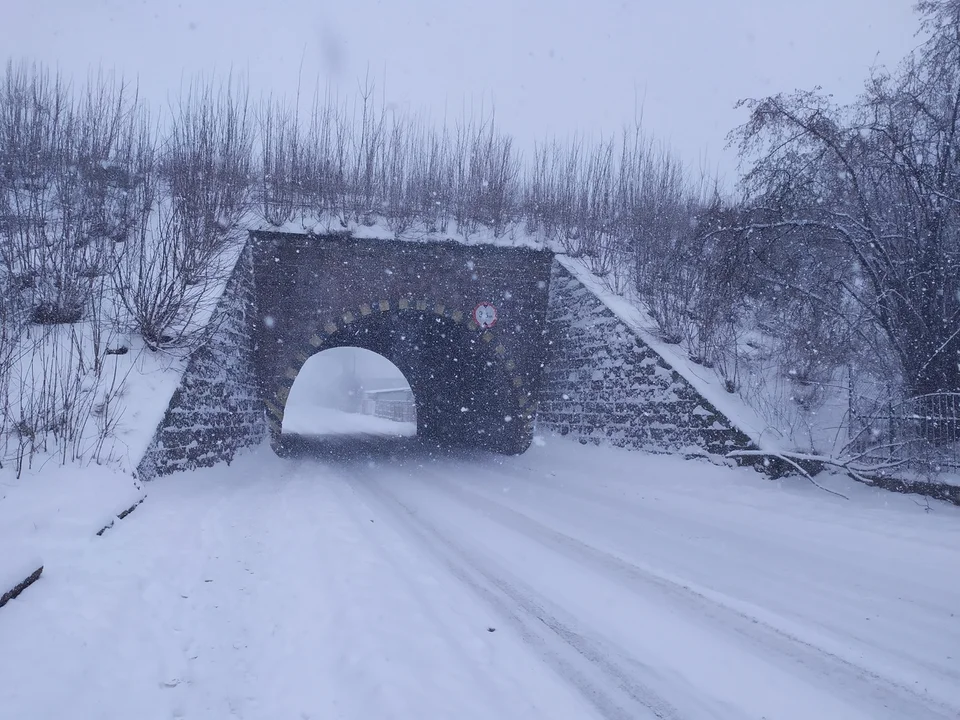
[267, 302, 534, 457]
[281, 347, 418, 441]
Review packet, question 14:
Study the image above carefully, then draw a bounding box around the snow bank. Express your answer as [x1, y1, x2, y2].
[0, 240, 246, 605]
[0, 464, 144, 608]
[104, 338, 190, 472]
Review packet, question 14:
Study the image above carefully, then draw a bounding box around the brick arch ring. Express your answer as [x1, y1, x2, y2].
[261, 297, 539, 441]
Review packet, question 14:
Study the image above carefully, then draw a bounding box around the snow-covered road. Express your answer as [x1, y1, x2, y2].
[2, 440, 959, 720]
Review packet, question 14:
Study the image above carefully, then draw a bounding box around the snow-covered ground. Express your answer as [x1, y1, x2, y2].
[0, 464, 144, 603]
[1, 439, 958, 720]
[281, 406, 416, 438]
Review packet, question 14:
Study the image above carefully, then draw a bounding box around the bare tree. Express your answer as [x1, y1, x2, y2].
[258, 97, 302, 226]
[730, 0, 960, 398]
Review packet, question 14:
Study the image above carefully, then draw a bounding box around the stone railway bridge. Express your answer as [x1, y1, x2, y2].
[137, 231, 755, 479]
[254, 232, 553, 455]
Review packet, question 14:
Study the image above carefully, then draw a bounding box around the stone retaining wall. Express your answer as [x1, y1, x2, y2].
[537, 261, 755, 458]
[136, 242, 266, 480]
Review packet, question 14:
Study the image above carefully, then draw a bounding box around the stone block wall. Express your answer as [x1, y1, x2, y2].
[537, 261, 755, 457]
[136, 242, 266, 479]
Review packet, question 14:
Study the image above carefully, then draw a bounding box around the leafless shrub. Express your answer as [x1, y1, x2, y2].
[162, 74, 254, 268]
[381, 113, 417, 236]
[0, 62, 73, 324]
[6, 329, 83, 472]
[258, 97, 302, 226]
[711, 321, 743, 393]
[448, 109, 520, 237]
[523, 136, 584, 254]
[408, 122, 450, 233]
[113, 183, 231, 352]
[0, 320, 133, 475]
[361, 83, 388, 223]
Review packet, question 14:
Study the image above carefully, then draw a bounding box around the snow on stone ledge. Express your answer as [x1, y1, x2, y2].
[555, 255, 788, 453]
[249, 212, 550, 251]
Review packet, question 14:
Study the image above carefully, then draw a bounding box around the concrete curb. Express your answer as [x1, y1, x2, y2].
[0, 566, 43, 609]
[1, 495, 147, 613]
[96, 496, 146, 536]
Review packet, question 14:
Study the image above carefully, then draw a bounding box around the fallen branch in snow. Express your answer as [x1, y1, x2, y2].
[728, 447, 960, 507]
[913, 496, 934, 514]
[729, 447, 896, 483]
[726, 450, 850, 500]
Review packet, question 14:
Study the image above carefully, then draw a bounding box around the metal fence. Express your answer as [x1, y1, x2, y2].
[370, 399, 417, 424]
[847, 391, 960, 471]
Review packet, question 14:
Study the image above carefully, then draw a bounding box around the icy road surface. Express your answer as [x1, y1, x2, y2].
[2, 440, 959, 720]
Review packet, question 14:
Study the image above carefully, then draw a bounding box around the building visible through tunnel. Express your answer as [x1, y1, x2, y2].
[360, 387, 416, 424]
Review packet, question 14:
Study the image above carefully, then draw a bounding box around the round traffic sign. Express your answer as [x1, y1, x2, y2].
[472, 302, 498, 329]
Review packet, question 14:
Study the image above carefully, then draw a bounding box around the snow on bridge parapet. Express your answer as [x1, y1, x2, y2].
[537, 257, 762, 460]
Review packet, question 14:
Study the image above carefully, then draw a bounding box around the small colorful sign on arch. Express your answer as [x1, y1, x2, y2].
[472, 302, 498, 329]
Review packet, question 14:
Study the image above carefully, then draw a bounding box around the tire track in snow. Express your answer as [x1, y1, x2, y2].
[506, 461, 960, 594]
[406, 466, 959, 720]
[322, 467, 566, 720]
[342, 466, 689, 720]
[485, 460, 960, 686]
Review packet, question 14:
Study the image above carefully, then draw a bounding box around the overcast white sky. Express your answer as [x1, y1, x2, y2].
[5, 0, 919, 183]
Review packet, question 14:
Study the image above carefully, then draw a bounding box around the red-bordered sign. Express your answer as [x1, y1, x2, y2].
[472, 302, 498, 329]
